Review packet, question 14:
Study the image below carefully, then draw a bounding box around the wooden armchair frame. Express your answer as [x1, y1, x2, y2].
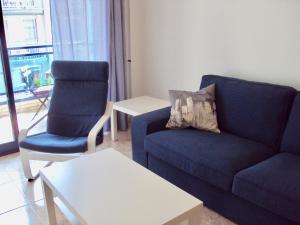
[19, 102, 113, 181]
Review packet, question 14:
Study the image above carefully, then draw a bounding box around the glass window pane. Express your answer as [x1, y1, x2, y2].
[22, 19, 38, 44]
[0, 56, 14, 144]
[2, 0, 53, 133]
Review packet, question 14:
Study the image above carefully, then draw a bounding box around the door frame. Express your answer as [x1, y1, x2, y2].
[0, 3, 20, 156]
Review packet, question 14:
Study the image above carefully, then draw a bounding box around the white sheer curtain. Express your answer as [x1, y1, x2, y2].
[50, 0, 128, 130]
[50, 0, 108, 61]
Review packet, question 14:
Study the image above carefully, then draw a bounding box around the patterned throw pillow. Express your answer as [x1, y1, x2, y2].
[166, 84, 220, 133]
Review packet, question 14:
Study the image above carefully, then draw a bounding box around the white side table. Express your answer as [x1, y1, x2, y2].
[111, 96, 170, 141]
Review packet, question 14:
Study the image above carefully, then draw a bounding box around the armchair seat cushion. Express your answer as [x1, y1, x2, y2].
[232, 153, 300, 224]
[145, 129, 275, 191]
[20, 132, 103, 154]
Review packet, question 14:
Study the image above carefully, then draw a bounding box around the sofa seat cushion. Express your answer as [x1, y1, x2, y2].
[20, 132, 103, 154]
[144, 129, 275, 191]
[233, 153, 300, 224]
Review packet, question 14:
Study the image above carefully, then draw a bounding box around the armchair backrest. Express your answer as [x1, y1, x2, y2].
[47, 60, 108, 137]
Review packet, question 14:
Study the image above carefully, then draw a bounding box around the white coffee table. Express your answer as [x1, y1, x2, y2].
[111, 96, 170, 141]
[40, 149, 203, 225]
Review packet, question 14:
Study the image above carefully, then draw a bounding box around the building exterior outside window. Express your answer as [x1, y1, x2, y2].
[1, 0, 43, 9]
[0, 0, 53, 95]
[0, 0, 53, 145]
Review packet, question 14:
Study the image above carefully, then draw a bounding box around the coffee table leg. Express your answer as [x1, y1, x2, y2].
[111, 108, 118, 141]
[188, 206, 202, 225]
[42, 180, 57, 225]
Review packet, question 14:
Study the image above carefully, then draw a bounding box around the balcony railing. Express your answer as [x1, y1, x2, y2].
[8, 44, 53, 57]
[0, 45, 53, 106]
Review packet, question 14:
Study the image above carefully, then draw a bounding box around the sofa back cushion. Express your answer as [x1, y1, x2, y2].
[200, 75, 296, 149]
[280, 93, 300, 155]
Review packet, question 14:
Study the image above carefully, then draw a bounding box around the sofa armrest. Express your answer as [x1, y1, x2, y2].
[131, 106, 171, 167]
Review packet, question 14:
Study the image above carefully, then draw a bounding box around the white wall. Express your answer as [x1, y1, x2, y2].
[129, 0, 300, 99]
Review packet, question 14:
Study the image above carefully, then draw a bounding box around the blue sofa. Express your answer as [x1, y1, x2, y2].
[132, 75, 300, 225]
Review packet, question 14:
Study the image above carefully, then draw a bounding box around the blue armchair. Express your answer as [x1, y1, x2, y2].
[19, 61, 112, 181]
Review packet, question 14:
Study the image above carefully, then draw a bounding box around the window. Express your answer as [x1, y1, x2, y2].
[2, 0, 43, 9]
[22, 18, 38, 44]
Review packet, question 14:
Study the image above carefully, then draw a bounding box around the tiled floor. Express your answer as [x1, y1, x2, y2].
[0, 129, 235, 225]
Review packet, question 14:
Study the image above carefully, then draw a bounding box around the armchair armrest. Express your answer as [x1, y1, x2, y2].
[18, 112, 48, 142]
[87, 101, 113, 153]
[131, 106, 171, 167]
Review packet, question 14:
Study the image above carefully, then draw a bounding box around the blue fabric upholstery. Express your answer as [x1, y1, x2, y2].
[131, 107, 171, 167]
[201, 75, 296, 149]
[148, 154, 299, 225]
[51, 60, 108, 81]
[19, 132, 103, 154]
[281, 93, 300, 155]
[21, 61, 108, 154]
[233, 153, 300, 224]
[47, 61, 108, 138]
[144, 129, 275, 191]
[131, 74, 299, 225]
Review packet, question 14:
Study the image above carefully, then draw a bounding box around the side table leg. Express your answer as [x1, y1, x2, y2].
[42, 180, 57, 225]
[111, 108, 118, 141]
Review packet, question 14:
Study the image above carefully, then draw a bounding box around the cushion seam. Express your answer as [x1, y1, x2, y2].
[48, 112, 101, 117]
[274, 91, 295, 149]
[55, 79, 107, 83]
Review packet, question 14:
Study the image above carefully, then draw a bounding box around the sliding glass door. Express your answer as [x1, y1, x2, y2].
[0, 5, 19, 155]
[3, 0, 53, 132]
[0, 0, 53, 156]
[0, 54, 15, 145]
[0, 56, 13, 143]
